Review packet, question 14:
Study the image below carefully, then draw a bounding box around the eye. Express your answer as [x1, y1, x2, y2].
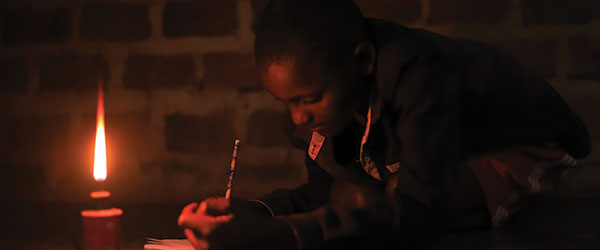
[301, 94, 323, 104]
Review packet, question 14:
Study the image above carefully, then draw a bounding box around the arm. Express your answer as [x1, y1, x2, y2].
[180, 151, 335, 250]
[252, 155, 335, 216]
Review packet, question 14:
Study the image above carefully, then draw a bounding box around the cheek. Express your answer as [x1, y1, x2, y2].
[313, 91, 343, 121]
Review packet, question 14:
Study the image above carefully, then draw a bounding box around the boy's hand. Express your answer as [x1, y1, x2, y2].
[178, 197, 297, 250]
[178, 197, 234, 250]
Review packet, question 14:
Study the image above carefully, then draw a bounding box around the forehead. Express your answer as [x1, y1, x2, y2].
[261, 56, 329, 100]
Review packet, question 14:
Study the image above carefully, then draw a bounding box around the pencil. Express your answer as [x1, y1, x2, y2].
[225, 139, 240, 198]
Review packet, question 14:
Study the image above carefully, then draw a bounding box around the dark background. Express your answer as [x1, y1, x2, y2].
[0, 0, 599, 249]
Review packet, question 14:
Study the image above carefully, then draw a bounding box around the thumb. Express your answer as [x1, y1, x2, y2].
[203, 197, 231, 216]
[185, 228, 209, 250]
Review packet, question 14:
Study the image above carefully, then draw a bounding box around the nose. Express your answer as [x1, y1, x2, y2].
[290, 105, 312, 126]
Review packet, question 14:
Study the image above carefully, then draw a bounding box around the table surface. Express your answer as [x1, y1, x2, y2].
[2, 197, 599, 250]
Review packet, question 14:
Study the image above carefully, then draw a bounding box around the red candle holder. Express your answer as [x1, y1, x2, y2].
[81, 191, 122, 250]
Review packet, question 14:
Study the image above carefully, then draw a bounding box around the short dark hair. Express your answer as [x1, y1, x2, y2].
[254, 0, 366, 71]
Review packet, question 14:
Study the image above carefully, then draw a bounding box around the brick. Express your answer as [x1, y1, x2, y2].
[203, 53, 262, 91]
[247, 109, 290, 147]
[1, 7, 71, 45]
[123, 54, 196, 89]
[522, 0, 595, 25]
[0, 115, 94, 202]
[495, 40, 556, 79]
[39, 55, 109, 92]
[0, 114, 102, 202]
[137, 158, 240, 201]
[0, 115, 70, 175]
[91, 111, 207, 199]
[236, 163, 300, 183]
[98, 112, 156, 179]
[140, 160, 213, 180]
[22, 111, 232, 202]
[165, 113, 236, 154]
[140, 159, 226, 198]
[163, 1, 237, 38]
[233, 159, 306, 197]
[355, 0, 421, 24]
[0, 164, 45, 201]
[251, 0, 421, 29]
[81, 3, 151, 41]
[0, 57, 28, 92]
[594, 1, 600, 20]
[567, 36, 600, 81]
[428, 0, 510, 24]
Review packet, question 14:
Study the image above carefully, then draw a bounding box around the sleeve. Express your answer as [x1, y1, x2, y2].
[276, 55, 462, 250]
[251, 154, 335, 216]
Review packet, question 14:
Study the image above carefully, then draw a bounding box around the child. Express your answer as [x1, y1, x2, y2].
[178, 0, 591, 249]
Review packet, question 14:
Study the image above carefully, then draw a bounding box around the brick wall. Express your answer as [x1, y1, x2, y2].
[1, 0, 598, 203]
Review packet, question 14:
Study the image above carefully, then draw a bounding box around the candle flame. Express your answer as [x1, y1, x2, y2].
[93, 83, 107, 182]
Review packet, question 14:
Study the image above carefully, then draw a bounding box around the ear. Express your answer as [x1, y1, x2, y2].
[354, 42, 375, 76]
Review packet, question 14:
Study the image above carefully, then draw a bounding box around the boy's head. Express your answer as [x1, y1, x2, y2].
[255, 0, 375, 136]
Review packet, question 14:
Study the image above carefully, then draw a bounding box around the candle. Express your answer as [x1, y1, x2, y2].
[81, 82, 122, 250]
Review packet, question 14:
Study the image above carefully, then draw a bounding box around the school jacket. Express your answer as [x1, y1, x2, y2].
[252, 19, 591, 250]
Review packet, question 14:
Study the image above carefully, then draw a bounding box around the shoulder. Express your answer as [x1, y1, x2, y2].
[367, 19, 463, 100]
[366, 18, 460, 64]
[368, 20, 514, 104]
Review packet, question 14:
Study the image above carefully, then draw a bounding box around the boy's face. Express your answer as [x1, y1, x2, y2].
[260, 54, 366, 137]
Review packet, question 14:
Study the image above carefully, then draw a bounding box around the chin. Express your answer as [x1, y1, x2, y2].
[315, 129, 328, 136]
[316, 125, 339, 137]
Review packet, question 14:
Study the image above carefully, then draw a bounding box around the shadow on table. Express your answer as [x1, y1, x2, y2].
[435, 196, 600, 250]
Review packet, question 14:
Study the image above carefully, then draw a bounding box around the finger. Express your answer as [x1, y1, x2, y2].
[178, 214, 207, 230]
[197, 200, 208, 214]
[179, 213, 230, 232]
[178, 203, 199, 227]
[184, 228, 201, 248]
[184, 229, 209, 250]
[197, 238, 209, 250]
[205, 197, 230, 211]
[181, 213, 235, 236]
[183, 202, 200, 213]
[198, 214, 235, 236]
[203, 197, 231, 216]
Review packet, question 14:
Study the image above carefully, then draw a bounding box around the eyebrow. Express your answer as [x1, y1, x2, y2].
[274, 91, 320, 103]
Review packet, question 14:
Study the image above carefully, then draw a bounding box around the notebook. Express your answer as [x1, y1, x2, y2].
[144, 238, 193, 250]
